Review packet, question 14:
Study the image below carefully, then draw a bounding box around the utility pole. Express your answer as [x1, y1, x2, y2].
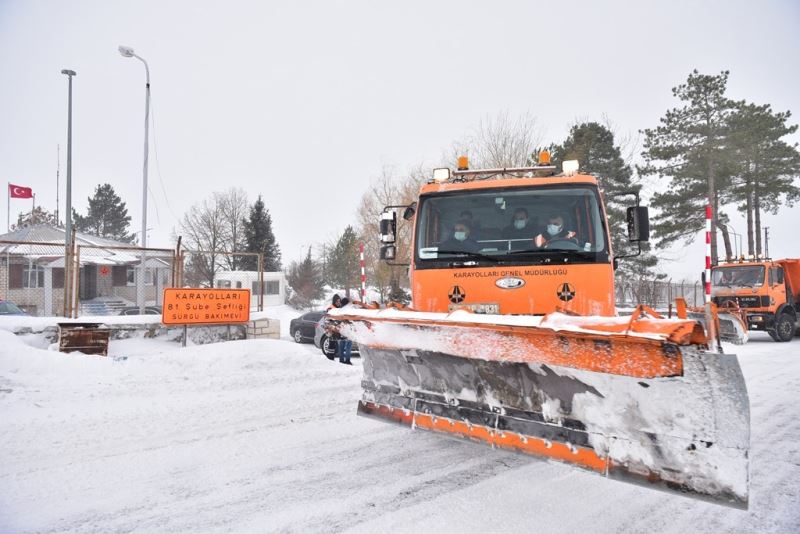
[764, 227, 770, 259]
[61, 70, 76, 244]
[56, 144, 60, 224]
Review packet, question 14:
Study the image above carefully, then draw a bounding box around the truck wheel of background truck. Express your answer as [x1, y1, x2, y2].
[772, 312, 796, 342]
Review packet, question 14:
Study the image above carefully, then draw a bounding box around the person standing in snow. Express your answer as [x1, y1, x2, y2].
[326, 294, 343, 361]
[337, 297, 353, 365]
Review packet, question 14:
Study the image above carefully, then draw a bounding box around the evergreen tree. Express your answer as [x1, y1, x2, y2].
[728, 103, 800, 255]
[640, 70, 741, 263]
[328, 226, 360, 298]
[287, 247, 325, 309]
[241, 195, 282, 271]
[552, 122, 661, 279]
[73, 184, 133, 242]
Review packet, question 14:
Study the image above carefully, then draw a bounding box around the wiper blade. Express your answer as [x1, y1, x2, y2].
[436, 250, 499, 263]
[508, 249, 598, 260]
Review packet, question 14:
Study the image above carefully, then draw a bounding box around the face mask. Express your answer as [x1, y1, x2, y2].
[454, 231, 467, 241]
[547, 224, 562, 236]
[513, 219, 526, 230]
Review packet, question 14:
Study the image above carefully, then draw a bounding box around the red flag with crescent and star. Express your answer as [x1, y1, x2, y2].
[9, 184, 33, 199]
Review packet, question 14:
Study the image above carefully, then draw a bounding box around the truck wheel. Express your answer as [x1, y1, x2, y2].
[774, 313, 795, 342]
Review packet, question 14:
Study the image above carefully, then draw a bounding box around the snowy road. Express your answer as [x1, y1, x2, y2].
[1, 329, 799, 533]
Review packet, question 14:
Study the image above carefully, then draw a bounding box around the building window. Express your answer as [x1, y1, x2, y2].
[23, 264, 45, 288]
[127, 267, 155, 286]
[266, 281, 280, 295]
[216, 280, 232, 289]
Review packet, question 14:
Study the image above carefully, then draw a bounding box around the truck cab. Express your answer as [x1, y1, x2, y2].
[712, 259, 800, 341]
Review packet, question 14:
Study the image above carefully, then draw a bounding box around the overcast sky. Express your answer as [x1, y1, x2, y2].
[1, 0, 798, 280]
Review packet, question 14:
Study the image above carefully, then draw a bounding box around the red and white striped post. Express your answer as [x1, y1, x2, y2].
[705, 205, 712, 303]
[359, 243, 366, 302]
[704, 204, 718, 351]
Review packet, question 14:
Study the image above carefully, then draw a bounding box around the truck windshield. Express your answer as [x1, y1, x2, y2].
[713, 266, 765, 288]
[415, 185, 608, 264]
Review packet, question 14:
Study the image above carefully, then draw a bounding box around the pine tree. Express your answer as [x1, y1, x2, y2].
[287, 247, 325, 309]
[552, 122, 660, 279]
[73, 184, 133, 242]
[640, 70, 741, 263]
[241, 195, 282, 271]
[328, 226, 360, 298]
[728, 103, 800, 255]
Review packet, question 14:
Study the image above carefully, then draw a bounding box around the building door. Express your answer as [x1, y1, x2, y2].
[80, 265, 98, 300]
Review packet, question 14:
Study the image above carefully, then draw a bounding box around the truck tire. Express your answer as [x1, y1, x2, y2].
[773, 313, 795, 342]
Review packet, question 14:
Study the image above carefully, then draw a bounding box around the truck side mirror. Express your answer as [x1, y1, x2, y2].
[626, 206, 650, 242]
[380, 244, 396, 260]
[402, 202, 417, 221]
[380, 211, 397, 244]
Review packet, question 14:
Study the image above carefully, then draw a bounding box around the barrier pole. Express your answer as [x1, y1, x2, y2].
[359, 243, 366, 302]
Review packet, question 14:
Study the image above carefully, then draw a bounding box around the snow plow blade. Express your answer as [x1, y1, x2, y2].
[677, 299, 749, 345]
[328, 307, 750, 509]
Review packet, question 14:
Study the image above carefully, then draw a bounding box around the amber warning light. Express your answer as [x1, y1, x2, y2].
[162, 288, 251, 325]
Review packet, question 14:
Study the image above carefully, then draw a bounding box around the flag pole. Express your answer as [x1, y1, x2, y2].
[32, 193, 36, 225]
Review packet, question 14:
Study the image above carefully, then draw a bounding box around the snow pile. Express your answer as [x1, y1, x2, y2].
[0, 330, 798, 532]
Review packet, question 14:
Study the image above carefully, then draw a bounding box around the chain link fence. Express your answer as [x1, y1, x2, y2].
[0, 240, 73, 317]
[615, 278, 703, 310]
[179, 250, 271, 312]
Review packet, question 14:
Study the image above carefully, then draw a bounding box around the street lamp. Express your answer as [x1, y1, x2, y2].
[119, 45, 150, 312]
[61, 69, 76, 317]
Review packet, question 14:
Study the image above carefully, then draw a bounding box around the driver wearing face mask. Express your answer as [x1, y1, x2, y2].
[438, 219, 480, 254]
[534, 213, 577, 248]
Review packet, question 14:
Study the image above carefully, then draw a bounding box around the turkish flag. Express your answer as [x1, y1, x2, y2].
[9, 184, 33, 199]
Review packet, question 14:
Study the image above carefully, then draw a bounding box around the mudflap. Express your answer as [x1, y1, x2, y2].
[357, 345, 750, 509]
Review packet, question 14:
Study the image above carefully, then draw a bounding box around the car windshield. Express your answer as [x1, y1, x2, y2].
[713, 266, 765, 288]
[415, 185, 608, 263]
[0, 301, 23, 314]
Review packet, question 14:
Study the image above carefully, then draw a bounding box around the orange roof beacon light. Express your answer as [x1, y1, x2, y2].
[457, 155, 469, 171]
[538, 150, 551, 166]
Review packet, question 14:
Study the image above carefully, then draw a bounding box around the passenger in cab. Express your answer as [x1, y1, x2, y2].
[501, 208, 534, 248]
[534, 212, 577, 248]
[438, 219, 480, 254]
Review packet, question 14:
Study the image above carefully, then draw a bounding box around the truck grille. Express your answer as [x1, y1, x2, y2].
[714, 295, 769, 308]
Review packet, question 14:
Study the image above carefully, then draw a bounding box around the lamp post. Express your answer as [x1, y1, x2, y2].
[61, 69, 76, 317]
[118, 45, 150, 312]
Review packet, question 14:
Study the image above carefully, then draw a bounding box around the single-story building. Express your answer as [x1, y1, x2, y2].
[0, 225, 172, 316]
[214, 270, 287, 307]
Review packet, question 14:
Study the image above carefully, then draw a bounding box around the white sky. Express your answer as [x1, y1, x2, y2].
[1, 0, 798, 280]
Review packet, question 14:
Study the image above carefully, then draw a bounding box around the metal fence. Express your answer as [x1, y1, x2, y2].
[0, 240, 74, 317]
[615, 278, 703, 309]
[179, 250, 267, 312]
[0, 237, 270, 317]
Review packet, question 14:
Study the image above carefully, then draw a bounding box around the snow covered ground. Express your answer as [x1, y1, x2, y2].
[1, 325, 798, 533]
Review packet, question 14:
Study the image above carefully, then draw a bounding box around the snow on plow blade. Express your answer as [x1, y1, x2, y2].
[329, 308, 750, 509]
[688, 310, 749, 346]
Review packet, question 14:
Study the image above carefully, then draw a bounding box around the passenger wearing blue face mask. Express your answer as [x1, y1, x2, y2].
[501, 208, 533, 247]
[534, 213, 577, 248]
[438, 218, 480, 254]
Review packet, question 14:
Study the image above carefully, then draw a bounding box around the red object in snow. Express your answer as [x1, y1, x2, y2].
[9, 184, 33, 199]
[100, 266, 110, 276]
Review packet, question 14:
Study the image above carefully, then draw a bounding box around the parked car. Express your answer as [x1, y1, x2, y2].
[289, 311, 325, 343]
[314, 314, 359, 359]
[118, 306, 162, 316]
[0, 300, 28, 316]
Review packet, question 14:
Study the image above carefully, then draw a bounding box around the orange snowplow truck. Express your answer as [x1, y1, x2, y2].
[712, 258, 800, 342]
[328, 154, 750, 508]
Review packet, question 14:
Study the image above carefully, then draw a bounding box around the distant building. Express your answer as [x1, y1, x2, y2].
[0, 225, 171, 316]
[214, 270, 287, 307]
